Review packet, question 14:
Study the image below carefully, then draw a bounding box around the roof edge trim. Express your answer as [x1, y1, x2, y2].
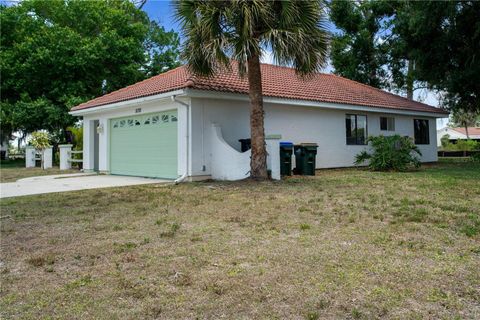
[69, 89, 186, 116]
[185, 89, 450, 118]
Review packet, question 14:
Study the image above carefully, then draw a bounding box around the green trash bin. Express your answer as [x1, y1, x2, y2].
[279, 142, 294, 176]
[294, 143, 318, 175]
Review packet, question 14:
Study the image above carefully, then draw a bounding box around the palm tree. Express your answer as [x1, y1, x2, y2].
[174, 0, 329, 179]
[451, 109, 479, 139]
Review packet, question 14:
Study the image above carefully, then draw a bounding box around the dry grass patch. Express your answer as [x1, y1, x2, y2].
[1, 159, 79, 182]
[0, 159, 479, 319]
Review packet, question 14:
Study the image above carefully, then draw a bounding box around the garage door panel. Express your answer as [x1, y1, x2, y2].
[109, 110, 177, 179]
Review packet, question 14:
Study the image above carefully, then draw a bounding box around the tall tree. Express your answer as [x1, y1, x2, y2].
[0, 0, 180, 145]
[174, 0, 329, 179]
[393, 1, 480, 113]
[328, 0, 420, 99]
[329, 0, 389, 89]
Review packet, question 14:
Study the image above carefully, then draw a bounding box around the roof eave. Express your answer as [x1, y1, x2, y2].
[185, 89, 450, 118]
[69, 89, 187, 116]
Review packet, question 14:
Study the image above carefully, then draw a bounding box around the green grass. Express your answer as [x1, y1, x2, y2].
[0, 160, 479, 319]
[0, 158, 79, 182]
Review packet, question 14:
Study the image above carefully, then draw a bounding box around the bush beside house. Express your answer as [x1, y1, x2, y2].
[355, 135, 422, 171]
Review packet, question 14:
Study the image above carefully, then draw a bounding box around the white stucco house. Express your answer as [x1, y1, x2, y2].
[437, 127, 480, 146]
[70, 63, 449, 181]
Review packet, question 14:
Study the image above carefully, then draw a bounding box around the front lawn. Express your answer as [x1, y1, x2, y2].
[1, 160, 479, 319]
[0, 159, 79, 182]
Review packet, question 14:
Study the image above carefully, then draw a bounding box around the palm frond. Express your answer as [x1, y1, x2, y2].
[173, 0, 330, 78]
[264, 0, 330, 76]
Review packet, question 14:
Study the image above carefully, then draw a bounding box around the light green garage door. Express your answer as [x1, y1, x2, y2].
[109, 110, 178, 179]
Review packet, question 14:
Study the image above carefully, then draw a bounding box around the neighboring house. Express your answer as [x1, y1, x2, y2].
[70, 63, 449, 181]
[437, 127, 480, 146]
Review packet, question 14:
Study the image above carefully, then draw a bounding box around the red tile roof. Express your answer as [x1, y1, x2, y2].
[72, 63, 448, 115]
[451, 127, 480, 137]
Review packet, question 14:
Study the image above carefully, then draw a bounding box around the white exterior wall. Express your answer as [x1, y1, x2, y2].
[189, 98, 438, 177]
[74, 93, 440, 180]
[190, 98, 250, 176]
[80, 98, 189, 177]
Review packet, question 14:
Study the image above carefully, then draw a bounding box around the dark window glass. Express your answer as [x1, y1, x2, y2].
[346, 114, 367, 145]
[380, 117, 387, 130]
[414, 119, 429, 144]
[380, 117, 395, 131]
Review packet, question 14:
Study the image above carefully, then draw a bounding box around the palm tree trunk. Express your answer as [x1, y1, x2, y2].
[41, 150, 45, 170]
[247, 54, 268, 180]
[465, 124, 470, 139]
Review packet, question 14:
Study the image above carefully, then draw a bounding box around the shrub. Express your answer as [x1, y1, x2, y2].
[441, 139, 479, 151]
[354, 135, 422, 171]
[440, 134, 450, 148]
[455, 139, 479, 151]
[67, 125, 83, 150]
[471, 152, 480, 163]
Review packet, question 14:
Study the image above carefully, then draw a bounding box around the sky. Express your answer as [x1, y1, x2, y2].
[143, 0, 179, 33]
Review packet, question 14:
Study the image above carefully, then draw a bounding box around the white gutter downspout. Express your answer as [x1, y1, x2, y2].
[172, 95, 189, 184]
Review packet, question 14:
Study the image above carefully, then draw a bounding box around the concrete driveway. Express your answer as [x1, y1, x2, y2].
[0, 173, 171, 199]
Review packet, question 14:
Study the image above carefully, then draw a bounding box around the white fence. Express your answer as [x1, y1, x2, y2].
[59, 144, 83, 170]
[25, 146, 52, 169]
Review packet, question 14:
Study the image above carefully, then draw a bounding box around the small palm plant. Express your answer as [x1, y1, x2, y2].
[30, 131, 51, 169]
[174, 0, 329, 179]
[354, 135, 422, 171]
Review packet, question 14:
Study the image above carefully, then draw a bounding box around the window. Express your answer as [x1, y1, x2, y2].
[161, 115, 169, 123]
[346, 114, 367, 145]
[414, 119, 429, 144]
[380, 117, 395, 131]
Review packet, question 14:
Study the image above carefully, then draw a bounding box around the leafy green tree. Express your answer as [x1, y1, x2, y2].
[329, 0, 388, 89]
[174, 0, 329, 179]
[0, 0, 179, 144]
[393, 1, 480, 113]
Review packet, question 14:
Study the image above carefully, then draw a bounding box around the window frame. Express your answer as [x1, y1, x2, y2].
[413, 119, 430, 145]
[380, 116, 395, 131]
[345, 114, 368, 145]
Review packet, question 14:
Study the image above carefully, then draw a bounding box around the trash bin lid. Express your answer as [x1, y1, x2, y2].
[300, 143, 318, 147]
[280, 142, 294, 147]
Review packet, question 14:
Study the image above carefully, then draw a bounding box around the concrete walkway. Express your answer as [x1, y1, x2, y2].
[0, 173, 170, 198]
